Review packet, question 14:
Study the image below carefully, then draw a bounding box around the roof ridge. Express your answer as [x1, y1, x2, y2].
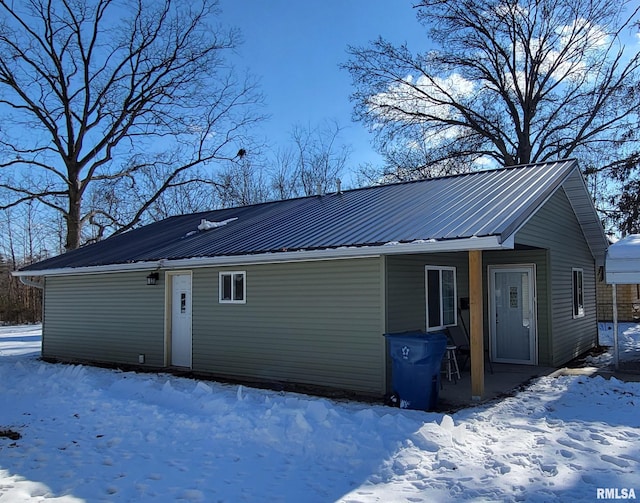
[170, 158, 580, 218]
[18, 158, 586, 273]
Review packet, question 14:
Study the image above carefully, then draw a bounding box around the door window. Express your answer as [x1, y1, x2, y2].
[490, 266, 536, 364]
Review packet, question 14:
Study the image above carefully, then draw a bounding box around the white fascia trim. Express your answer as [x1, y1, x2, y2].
[13, 235, 510, 277]
[606, 257, 640, 284]
[606, 273, 640, 284]
[606, 272, 640, 284]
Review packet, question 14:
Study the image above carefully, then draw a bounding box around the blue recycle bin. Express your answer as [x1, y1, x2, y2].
[384, 331, 448, 411]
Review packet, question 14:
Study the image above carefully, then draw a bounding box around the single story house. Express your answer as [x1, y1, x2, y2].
[16, 159, 608, 400]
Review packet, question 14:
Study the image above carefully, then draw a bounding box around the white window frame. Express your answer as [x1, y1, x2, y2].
[219, 271, 246, 304]
[572, 268, 584, 319]
[425, 265, 457, 331]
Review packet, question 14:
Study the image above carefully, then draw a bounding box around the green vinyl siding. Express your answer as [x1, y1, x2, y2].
[483, 249, 550, 365]
[386, 251, 548, 361]
[42, 272, 165, 366]
[191, 257, 385, 395]
[515, 188, 597, 365]
[385, 253, 469, 333]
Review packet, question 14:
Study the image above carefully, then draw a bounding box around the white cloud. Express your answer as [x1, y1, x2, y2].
[368, 72, 476, 144]
[558, 18, 610, 51]
[367, 15, 612, 148]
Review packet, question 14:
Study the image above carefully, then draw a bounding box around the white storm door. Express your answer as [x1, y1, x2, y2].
[490, 266, 537, 364]
[171, 273, 192, 368]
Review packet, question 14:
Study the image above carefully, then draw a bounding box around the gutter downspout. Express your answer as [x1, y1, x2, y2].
[19, 276, 44, 289]
[19, 276, 45, 350]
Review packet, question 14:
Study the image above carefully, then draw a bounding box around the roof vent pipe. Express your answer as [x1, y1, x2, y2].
[336, 179, 342, 194]
[316, 182, 322, 196]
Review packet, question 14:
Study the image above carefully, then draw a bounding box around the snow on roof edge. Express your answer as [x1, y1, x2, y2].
[607, 234, 640, 260]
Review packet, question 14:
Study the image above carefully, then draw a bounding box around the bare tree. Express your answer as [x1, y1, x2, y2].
[0, 204, 45, 323]
[270, 147, 299, 200]
[82, 163, 224, 242]
[604, 156, 640, 234]
[293, 120, 351, 195]
[0, 0, 263, 251]
[274, 120, 351, 196]
[614, 179, 640, 234]
[344, 0, 640, 179]
[214, 154, 272, 208]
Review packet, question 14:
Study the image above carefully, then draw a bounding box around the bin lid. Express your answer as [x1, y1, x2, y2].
[385, 330, 448, 362]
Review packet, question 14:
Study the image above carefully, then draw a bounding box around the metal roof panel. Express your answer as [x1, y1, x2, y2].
[21, 160, 589, 272]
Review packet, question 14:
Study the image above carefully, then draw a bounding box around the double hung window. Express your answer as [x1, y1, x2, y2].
[219, 271, 246, 303]
[425, 266, 457, 330]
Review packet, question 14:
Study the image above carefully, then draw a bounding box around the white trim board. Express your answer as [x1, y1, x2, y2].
[13, 235, 513, 278]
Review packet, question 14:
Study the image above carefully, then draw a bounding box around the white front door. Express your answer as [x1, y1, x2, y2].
[171, 273, 192, 368]
[489, 265, 537, 364]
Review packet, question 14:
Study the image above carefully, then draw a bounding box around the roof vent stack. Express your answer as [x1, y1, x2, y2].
[316, 182, 323, 196]
[336, 179, 342, 194]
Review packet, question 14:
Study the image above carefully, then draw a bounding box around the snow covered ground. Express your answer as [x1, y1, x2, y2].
[1, 324, 639, 502]
[592, 322, 640, 367]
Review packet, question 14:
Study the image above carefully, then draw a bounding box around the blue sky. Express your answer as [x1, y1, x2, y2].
[217, 1, 427, 173]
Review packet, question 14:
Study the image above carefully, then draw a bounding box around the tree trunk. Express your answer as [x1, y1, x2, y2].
[517, 125, 532, 166]
[65, 183, 82, 251]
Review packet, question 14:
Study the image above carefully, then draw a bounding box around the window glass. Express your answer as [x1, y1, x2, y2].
[220, 271, 246, 303]
[221, 274, 232, 301]
[233, 273, 244, 301]
[509, 287, 519, 309]
[442, 269, 456, 325]
[426, 266, 457, 330]
[427, 269, 441, 328]
[521, 272, 530, 325]
[572, 268, 584, 318]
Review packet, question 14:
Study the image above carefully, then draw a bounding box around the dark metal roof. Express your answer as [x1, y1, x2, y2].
[21, 159, 588, 272]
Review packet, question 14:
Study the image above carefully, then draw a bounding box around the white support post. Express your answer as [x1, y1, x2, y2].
[612, 283, 619, 370]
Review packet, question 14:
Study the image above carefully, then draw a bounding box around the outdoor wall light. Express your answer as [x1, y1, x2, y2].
[146, 272, 159, 286]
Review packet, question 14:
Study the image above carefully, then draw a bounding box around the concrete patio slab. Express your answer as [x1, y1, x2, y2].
[435, 359, 640, 412]
[436, 363, 556, 411]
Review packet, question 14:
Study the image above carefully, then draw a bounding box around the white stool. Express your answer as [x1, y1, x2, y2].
[443, 345, 461, 382]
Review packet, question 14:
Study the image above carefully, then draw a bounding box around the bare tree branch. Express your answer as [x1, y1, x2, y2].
[343, 0, 640, 179]
[0, 0, 264, 250]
